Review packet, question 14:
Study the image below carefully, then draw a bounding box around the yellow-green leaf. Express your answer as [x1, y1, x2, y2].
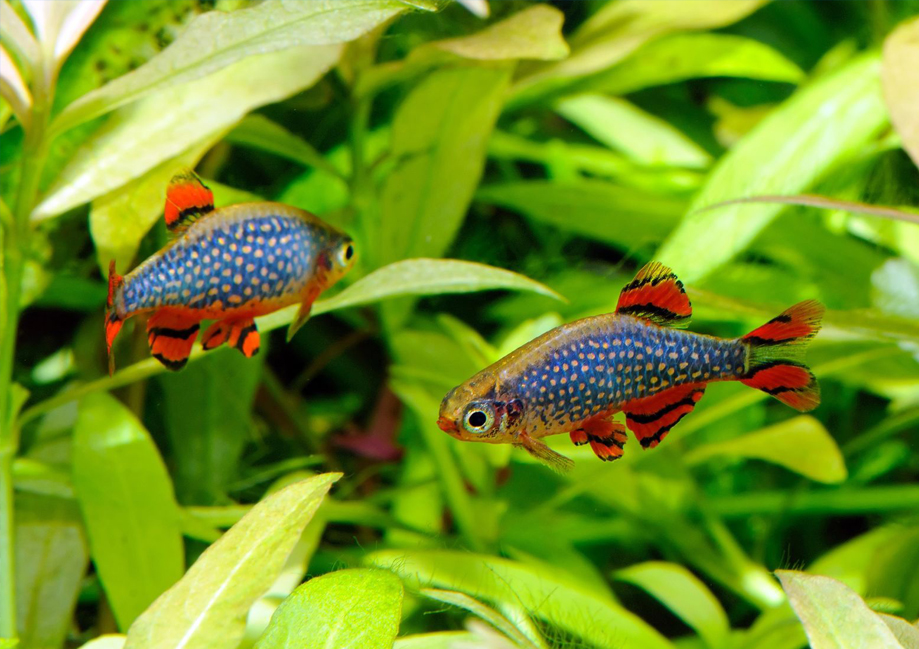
[882, 17, 919, 169]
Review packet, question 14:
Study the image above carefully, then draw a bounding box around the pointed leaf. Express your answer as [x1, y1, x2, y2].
[882, 17, 919, 169]
[776, 570, 905, 649]
[254, 569, 403, 649]
[657, 54, 889, 283]
[124, 473, 340, 649]
[0, 0, 39, 65]
[73, 392, 184, 630]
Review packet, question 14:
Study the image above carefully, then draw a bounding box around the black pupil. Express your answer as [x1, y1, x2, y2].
[345, 245, 354, 260]
[468, 411, 487, 427]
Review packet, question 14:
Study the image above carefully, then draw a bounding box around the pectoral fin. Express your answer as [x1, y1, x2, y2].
[286, 283, 323, 343]
[514, 432, 574, 474]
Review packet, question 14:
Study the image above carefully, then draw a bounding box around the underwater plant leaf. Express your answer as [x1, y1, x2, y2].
[76, 636, 127, 649]
[124, 473, 339, 649]
[421, 589, 543, 649]
[73, 392, 184, 630]
[882, 17, 919, 170]
[393, 633, 478, 649]
[254, 569, 402, 649]
[50, 0, 412, 135]
[614, 561, 730, 649]
[685, 415, 848, 484]
[34, 44, 340, 221]
[367, 550, 676, 649]
[656, 54, 889, 283]
[699, 194, 919, 226]
[776, 570, 906, 649]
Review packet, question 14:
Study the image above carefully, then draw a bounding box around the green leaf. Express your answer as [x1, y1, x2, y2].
[879, 614, 919, 649]
[614, 562, 730, 649]
[685, 415, 848, 484]
[14, 493, 87, 649]
[50, 0, 412, 135]
[592, 33, 805, 95]
[476, 180, 686, 249]
[256, 258, 563, 333]
[882, 17, 919, 169]
[254, 569, 403, 649]
[872, 259, 919, 320]
[34, 44, 341, 221]
[421, 589, 543, 649]
[89, 139, 214, 273]
[158, 347, 263, 505]
[656, 54, 889, 283]
[366, 550, 676, 649]
[77, 636, 127, 649]
[393, 633, 477, 649]
[225, 115, 344, 180]
[508, 0, 764, 108]
[556, 94, 712, 168]
[124, 473, 340, 649]
[73, 392, 184, 630]
[374, 64, 511, 268]
[776, 570, 906, 649]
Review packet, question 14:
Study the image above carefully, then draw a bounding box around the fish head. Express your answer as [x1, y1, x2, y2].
[437, 371, 524, 444]
[321, 231, 357, 288]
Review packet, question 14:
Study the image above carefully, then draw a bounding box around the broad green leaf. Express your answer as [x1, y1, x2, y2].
[864, 527, 919, 620]
[879, 615, 919, 649]
[34, 43, 341, 221]
[508, 0, 764, 108]
[776, 570, 905, 649]
[592, 33, 804, 95]
[375, 65, 511, 268]
[158, 347, 263, 505]
[124, 473, 340, 649]
[414, 4, 567, 61]
[225, 115, 342, 179]
[882, 17, 919, 169]
[556, 95, 711, 168]
[657, 55, 889, 283]
[256, 258, 563, 333]
[254, 569, 403, 649]
[614, 561, 730, 649]
[393, 633, 477, 649]
[73, 392, 184, 630]
[89, 139, 214, 273]
[14, 493, 87, 649]
[0, 0, 39, 66]
[50, 0, 412, 135]
[700, 194, 919, 227]
[366, 550, 676, 649]
[685, 416, 848, 484]
[421, 589, 543, 649]
[77, 636, 127, 649]
[21, 0, 106, 68]
[476, 180, 686, 249]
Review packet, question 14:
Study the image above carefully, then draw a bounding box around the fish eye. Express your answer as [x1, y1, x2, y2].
[463, 402, 495, 434]
[337, 241, 355, 266]
[345, 244, 354, 260]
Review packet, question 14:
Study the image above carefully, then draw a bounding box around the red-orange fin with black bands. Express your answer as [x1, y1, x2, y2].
[622, 383, 706, 449]
[164, 169, 214, 234]
[147, 309, 200, 371]
[105, 260, 125, 376]
[571, 416, 628, 462]
[228, 318, 260, 358]
[740, 300, 824, 412]
[616, 261, 692, 328]
[201, 321, 231, 351]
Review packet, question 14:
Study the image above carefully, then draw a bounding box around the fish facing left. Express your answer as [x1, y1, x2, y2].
[104, 170, 357, 374]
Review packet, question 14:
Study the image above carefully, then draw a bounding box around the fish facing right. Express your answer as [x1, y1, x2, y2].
[437, 261, 824, 472]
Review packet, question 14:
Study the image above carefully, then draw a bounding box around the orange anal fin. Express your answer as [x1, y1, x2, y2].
[623, 383, 706, 449]
[229, 319, 260, 358]
[616, 261, 692, 328]
[164, 169, 214, 233]
[571, 416, 628, 462]
[201, 321, 231, 351]
[147, 310, 200, 371]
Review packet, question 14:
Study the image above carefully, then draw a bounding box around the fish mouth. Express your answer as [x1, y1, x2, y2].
[437, 416, 458, 433]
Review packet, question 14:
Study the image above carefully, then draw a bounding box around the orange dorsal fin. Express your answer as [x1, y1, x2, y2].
[164, 170, 214, 234]
[616, 261, 692, 328]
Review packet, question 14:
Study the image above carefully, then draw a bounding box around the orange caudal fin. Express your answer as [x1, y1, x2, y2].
[105, 260, 125, 375]
[164, 169, 214, 234]
[147, 309, 200, 371]
[616, 261, 692, 328]
[740, 300, 825, 412]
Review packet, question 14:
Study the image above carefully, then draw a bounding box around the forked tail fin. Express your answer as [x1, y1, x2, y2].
[105, 260, 125, 376]
[740, 299, 825, 412]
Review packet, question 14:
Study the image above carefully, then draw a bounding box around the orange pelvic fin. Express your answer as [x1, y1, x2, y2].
[202, 318, 260, 358]
[164, 169, 214, 234]
[147, 309, 200, 371]
[616, 261, 692, 328]
[105, 260, 125, 376]
[286, 282, 323, 343]
[514, 431, 574, 474]
[570, 416, 628, 462]
[741, 300, 824, 412]
[622, 383, 706, 449]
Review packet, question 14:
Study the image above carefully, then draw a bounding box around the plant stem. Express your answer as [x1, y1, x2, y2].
[709, 484, 919, 517]
[0, 54, 54, 639]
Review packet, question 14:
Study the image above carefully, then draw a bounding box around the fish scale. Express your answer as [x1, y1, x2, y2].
[504, 315, 746, 434]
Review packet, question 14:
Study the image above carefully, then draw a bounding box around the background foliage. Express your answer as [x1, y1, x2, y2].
[2, 1, 919, 648]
